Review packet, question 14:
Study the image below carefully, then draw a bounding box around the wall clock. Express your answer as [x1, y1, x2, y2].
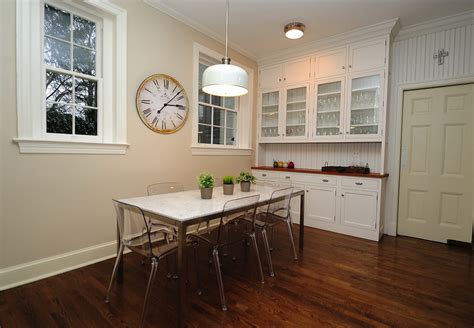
[136, 74, 189, 134]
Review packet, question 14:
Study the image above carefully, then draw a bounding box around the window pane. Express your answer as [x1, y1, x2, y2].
[226, 111, 237, 129]
[211, 95, 223, 107]
[73, 46, 96, 76]
[73, 16, 96, 49]
[198, 124, 211, 144]
[75, 77, 97, 107]
[226, 128, 236, 145]
[212, 127, 225, 145]
[198, 63, 207, 88]
[75, 106, 98, 135]
[198, 105, 212, 124]
[213, 108, 225, 126]
[46, 71, 72, 103]
[44, 4, 70, 41]
[224, 97, 236, 109]
[44, 37, 71, 70]
[199, 89, 210, 104]
[46, 102, 72, 134]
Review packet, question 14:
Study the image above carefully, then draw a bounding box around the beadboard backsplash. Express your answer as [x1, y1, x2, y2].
[258, 143, 382, 172]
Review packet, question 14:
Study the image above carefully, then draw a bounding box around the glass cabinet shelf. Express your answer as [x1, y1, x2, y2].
[349, 74, 381, 136]
[315, 80, 342, 137]
[285, 86, 307, 137]
[261, 90, 280, 138]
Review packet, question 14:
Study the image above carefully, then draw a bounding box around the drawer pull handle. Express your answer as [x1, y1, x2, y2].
[285, 176, 291, 179]
[322, 179, 329, 182]
[262, 174, 267, 177]
[355, 182, 363, 186]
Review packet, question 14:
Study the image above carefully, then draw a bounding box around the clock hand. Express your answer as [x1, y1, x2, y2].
[157, 90, 183, 114]
[167, 104, 186, 109]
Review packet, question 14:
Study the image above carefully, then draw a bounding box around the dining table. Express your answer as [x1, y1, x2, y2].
[115, 184, 305, 327]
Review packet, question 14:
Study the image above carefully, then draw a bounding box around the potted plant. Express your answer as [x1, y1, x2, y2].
[222, 176, 235, 195]
[198, 172, 215, 199]
[236, 171, 256, 192]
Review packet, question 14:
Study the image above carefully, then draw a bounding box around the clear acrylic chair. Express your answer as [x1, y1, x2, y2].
[106, 200, 178, 327]
[187, 194, 264, 311]
[252, 186, 297, 277]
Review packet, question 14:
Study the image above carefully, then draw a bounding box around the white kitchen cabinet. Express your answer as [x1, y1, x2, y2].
[348, 38, 386, 73]
[252, 169, 385, 241]
[259, 64, 283, 89]
[340, 189, 378, 230]
[306, 185, 337, 224]
[284, 57, 311, 84]
[283, 84, 309, 139]
[313, 47, 347, 79]
[313, 77, 345, 139]
[346, 71, 384, 139]
[260, 89, 282, 140]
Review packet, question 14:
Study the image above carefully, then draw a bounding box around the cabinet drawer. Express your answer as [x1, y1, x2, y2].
[341, 177, 378, 190]
[305, 174, 337, 186]
[253, 170, 279, 180]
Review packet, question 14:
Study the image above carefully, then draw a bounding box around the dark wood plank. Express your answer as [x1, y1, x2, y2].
[252, 166, 389, 178]
[0, 227, 472, 327]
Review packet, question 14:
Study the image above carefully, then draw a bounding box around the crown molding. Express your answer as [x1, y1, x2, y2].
[143, 0, 258, 61]
[257, 18, 399, 66]
[395, 10, 474, 41]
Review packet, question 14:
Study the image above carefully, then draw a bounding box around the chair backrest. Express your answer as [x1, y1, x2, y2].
[215, 194, 260, 245]
[147, 182, 184, 196]
[265, 186, 293, 219]
[113, 200, 163, 258]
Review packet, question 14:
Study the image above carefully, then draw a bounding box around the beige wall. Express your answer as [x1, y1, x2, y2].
[0, 0, 257, 269]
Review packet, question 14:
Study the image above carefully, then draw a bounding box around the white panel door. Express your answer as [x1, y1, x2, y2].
[259, 64, 282, 89]
[348, 39, 386, 73]
[340, 189, 377, 230]
[398, 84, 473, 243]
[284, 57, 311, 84]
[306, 185, 337, 223]
[314, 47, 347, 78]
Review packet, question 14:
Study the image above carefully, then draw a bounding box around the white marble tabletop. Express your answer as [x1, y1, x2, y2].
[117, 185, 302, 222]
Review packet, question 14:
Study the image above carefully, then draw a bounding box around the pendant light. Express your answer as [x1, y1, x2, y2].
[202, 0, 248, 97]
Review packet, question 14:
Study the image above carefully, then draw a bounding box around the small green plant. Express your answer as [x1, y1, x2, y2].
[235, 171, 256, 184]
[223, 176, 234, 185]
[198, 172, 215, 189]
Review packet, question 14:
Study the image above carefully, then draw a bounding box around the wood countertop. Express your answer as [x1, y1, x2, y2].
[251, 166, 389, 179]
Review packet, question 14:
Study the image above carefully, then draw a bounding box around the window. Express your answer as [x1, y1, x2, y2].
[192, 44, 253, 156]
[15, 0, 128, 154]
[198, 61, 238, 146]
[44, 4, 100, 137]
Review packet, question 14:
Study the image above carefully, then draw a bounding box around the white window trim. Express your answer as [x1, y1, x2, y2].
[191, 43, 253, 156]
[14, 0, 128, 154]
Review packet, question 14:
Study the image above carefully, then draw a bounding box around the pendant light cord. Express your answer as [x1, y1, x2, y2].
[225, 0, 229, 59]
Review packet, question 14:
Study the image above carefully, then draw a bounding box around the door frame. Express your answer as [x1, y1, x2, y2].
[391, 77, 474, 242]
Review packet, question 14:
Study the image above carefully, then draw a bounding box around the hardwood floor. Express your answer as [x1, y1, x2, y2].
[1, 226, 473, 327]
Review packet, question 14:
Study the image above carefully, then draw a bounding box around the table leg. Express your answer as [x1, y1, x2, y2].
[177, 222, 187, 328]
[299, 193, 305, 249]
[116, 217, 123, 283]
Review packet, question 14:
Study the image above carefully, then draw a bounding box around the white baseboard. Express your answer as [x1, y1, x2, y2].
[0, 240, 127, 291]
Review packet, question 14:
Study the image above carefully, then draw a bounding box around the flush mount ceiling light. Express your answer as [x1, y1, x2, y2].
[202, 0, 248, 97]
[284, 22, 305, 40]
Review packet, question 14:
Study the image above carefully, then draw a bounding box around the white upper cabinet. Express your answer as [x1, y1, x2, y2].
[283, 57, 311, 84]
[314, 47, 347, 79]
[259, 64, 283, 89]
[348, 38, 387, 73]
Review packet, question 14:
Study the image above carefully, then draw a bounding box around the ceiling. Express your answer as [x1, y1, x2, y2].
[146, 0, 473, 60]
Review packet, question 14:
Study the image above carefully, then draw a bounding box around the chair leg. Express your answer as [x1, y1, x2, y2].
[261, 228, 274, 277]
[269, 226, 274, 251]
[193, 242, 202, 295]
[140, 258, 159, 328]
[163, 232, 173, 279]
[249, 232, 265, 284]
[286, 218, 298, 260]
[212, 248, 227, 311]
[105, 243, 125, 303]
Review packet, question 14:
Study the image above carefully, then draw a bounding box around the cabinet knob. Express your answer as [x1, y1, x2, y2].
[306, 190, 309, 193]
[285, 176, 291, 179]
[279, 78, 282, 82]
[349, 64, 352, 68]
[341, 194, 345, 197]
[339, 132, 343, 134]
[262, 174, 267, 177]
[342, 65, 345, 69]
[355, 182, 363, 186]
[346, 131, 349, 134]
[322, 179, 329, 182]
[284, 77, 286, 81]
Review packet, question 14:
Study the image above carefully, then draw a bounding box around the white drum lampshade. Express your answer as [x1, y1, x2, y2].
[202, 60, 249, 97]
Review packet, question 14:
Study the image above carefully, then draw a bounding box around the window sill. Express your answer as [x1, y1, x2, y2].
[191, 145, 253, 156]
[13, 139, 129, 154]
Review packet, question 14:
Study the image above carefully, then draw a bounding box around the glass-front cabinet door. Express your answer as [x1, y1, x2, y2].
[314, 79, 344, 138]
[284, 85, 308, 139]
[260, 90, 280, 139]
[347, 72, 383, 137]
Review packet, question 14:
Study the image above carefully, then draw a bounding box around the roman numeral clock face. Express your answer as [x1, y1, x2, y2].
[136, 74, 189, 134]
